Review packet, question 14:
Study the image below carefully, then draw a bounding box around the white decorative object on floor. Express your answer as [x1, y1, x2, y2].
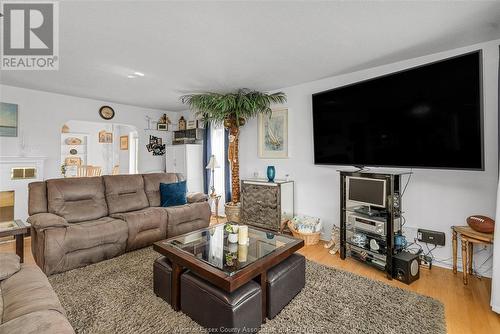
[165, 144, 203, 193]
[291, 215, 322, 233]
[325, 225, 341, 255]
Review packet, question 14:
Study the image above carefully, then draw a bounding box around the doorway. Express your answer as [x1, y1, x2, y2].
[60, 120, 138, 177]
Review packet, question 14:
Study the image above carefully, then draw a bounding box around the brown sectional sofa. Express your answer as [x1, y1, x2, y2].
[28, 173, 210, 275]
[0, 254, 74, 334]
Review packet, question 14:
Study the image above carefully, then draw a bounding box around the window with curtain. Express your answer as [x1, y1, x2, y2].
[210, 125, 226, 216]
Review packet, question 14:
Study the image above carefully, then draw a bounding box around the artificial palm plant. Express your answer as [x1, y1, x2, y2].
[181, 88, 286, 207]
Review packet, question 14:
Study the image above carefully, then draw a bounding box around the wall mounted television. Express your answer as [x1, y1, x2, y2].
[312, 51, 483, 170]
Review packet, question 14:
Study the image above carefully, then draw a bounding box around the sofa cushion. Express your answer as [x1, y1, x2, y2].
[42, 217, 128, 275]
[47, 177, 108, 223]
[160, 181, 187, 207]
[1, 264, 66, 323]
[143, 173, 180, 207]
[103, 175, 149, 214]
[111, 207, 167, 251]
[165, 201, 211, 237]
[28, 181, 48, 215]
[0, 310, 75, 334]
[0, 253, 21, 281]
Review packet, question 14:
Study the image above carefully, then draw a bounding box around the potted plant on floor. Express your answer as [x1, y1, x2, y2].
[181, 89, 286, 222]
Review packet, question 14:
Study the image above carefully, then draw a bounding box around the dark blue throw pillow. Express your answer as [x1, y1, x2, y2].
[160, 181, 187, 207]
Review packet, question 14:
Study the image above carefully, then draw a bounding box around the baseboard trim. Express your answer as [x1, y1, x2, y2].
[319, 236, 493, 278]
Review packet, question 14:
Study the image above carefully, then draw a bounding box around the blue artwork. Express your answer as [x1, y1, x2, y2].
[0, 102, 18, 137]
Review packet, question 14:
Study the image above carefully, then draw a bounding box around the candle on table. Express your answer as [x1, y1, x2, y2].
[238, 225, 248, 245]
[238, 244, 248, 262]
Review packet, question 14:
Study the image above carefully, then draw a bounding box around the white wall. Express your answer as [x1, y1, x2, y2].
[0, 85, 180, 179]
[492, 180, 500, 313]
[240, 40, 499, 276]
[116, 125, 136, 174]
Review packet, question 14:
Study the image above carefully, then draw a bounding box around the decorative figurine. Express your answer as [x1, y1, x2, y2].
[178, 116, 186, 130]
[324, 225, 341, 255]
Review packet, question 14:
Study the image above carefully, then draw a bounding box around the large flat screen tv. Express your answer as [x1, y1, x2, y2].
[312, 51, 483, 170]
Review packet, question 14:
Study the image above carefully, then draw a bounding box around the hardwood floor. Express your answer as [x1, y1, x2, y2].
[2, 234, 498, 333]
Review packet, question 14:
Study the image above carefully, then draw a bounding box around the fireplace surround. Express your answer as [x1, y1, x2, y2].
[0, 156, 46, 221]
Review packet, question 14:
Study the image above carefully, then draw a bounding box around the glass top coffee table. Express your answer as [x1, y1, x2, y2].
[153, 223, 304, 321]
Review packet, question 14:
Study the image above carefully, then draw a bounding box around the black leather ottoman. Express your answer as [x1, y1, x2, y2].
[266, 253, 305, 319]
[153, 256, 172, 304]
[181, 271, 262, 332]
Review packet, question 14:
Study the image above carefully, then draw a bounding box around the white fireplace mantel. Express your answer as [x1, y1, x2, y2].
[0, 156, 47, 221]
[0, 156, 48, 163]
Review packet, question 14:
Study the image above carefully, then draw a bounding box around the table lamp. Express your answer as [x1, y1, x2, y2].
[206, 155, 220, 197]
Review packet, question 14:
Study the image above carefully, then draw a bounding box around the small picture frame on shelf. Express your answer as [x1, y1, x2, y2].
[157, 123, 168, 131]
[120, 135, 128, 150]
[98, 130, 113, 143]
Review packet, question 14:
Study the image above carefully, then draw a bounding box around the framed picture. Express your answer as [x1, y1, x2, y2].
[258, 108, 288, 158]
[98, 130, 113, 143]
[0, 102, 18, 137]
[65, 156, 82, 166]
[120, 135, 128, 150]
[157, 123, 168, 131]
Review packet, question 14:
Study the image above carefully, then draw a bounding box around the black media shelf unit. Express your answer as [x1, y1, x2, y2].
[339, 170, 411, 279]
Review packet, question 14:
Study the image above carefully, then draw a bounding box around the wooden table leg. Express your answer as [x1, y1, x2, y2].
[452, 230, 457, 274]
[15, 234, 24, 263]
[461, 239, 468, 285]
[171, 262, 183, 311]
[258, 271, 267, 323]
[468, 242, 473, 275]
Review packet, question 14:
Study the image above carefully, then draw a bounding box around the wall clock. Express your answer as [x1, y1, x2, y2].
[99, 106, 115, 120]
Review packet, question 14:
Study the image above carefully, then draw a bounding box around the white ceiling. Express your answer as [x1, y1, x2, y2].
[2, 1, 500, 111]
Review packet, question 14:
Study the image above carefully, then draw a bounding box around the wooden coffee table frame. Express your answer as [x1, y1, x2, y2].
[153, 226, 304, 322]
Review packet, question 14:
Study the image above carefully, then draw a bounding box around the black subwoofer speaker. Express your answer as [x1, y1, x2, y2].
[392, 251, 420, 284]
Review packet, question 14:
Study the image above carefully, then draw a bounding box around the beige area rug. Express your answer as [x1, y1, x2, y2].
[49, 247, 446, 334]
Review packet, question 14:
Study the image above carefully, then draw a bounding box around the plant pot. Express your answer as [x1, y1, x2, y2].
[225, 202, 241, 223]
[228, 233, 239, 243]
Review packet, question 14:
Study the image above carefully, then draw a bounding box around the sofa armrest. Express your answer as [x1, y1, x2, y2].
[27, 213, 69, 230]
[165, 202, 211, 237]
[187, 192, 208, 203]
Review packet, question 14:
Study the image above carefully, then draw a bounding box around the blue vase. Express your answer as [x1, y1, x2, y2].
[267, 166, 276, 182]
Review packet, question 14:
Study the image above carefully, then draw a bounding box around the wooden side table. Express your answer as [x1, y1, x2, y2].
[452, 226, 494, 285]
[0, 220, 30, 263]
